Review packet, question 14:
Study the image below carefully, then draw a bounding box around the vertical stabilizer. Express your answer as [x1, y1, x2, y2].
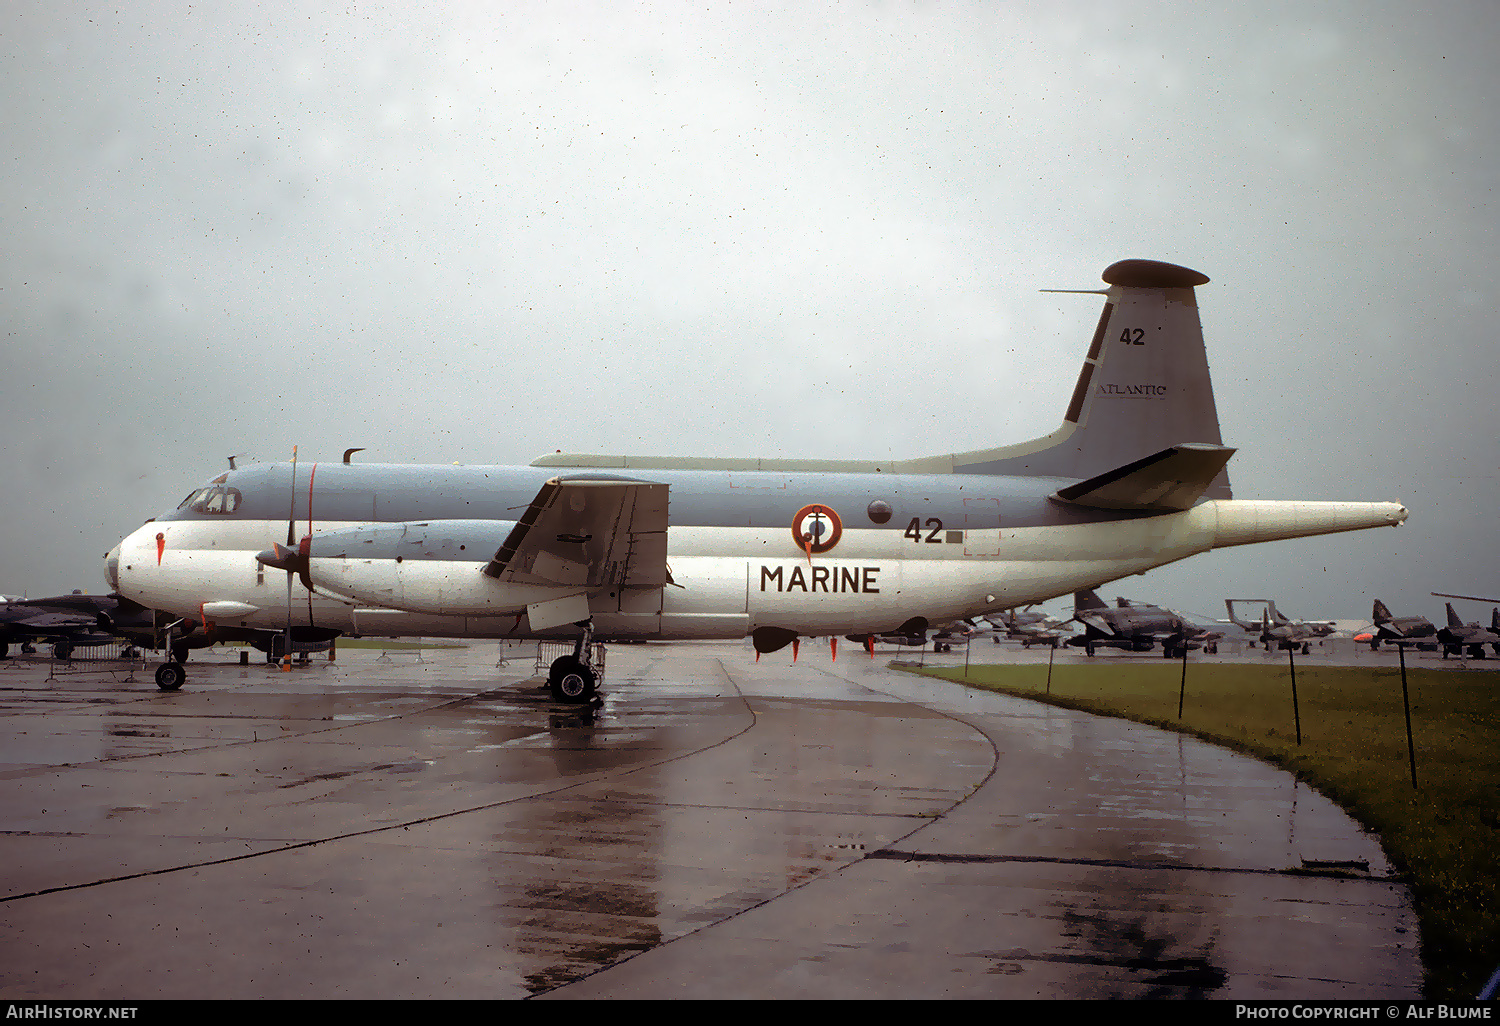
[1374, 599, 1393, 624]
[950, 259, 1230, 498]
[533, 258, 1233, 492]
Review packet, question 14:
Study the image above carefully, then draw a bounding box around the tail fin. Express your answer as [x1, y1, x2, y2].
[945, 259, 1229, 496]
[535, 258, 1230, 492]
[1373, 599, 1392, 624]
[1225, 599, 1265, 631]
[1447, 603, 1463, 628]
[1492, 608, 1499, 632]
[1075, 589, 1107, 611]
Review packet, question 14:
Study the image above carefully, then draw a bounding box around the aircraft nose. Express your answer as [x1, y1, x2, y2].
[104, 543, 121, 592]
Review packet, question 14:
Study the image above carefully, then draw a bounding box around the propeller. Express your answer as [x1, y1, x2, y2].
[251, 447, 318, 667]
[254, 452, 340, 667]
[283, 447, 297, 667]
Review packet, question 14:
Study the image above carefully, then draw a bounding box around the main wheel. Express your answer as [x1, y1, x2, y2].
[155, 662, 185, 691]
[548, 656, 596, 703]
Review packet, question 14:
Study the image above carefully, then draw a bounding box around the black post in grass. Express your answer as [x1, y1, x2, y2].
[1177, 640, 1188, 719]
[1398, 642, 1418, 789]
[1288, 645, 1302, 745]
[1046, 641, 1055, 695]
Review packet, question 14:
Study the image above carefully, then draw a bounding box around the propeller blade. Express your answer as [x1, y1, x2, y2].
[283, 446, 298, 669]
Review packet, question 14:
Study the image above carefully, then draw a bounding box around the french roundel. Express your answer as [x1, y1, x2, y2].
[791, 504, 842, 555]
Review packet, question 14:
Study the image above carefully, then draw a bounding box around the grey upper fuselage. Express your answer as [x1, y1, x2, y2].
[154, 460, 1164, 539]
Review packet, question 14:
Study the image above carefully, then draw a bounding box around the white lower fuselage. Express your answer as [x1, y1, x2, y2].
[113, 498, 1405, 641]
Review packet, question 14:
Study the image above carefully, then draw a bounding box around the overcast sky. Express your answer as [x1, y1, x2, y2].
[2, 1, 1496, 623]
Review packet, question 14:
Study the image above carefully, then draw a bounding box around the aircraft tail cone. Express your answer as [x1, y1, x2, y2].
[1208, 500, 1407, 548]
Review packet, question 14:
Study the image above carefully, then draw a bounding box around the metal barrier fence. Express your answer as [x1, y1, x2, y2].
[0, 640, 150, 682]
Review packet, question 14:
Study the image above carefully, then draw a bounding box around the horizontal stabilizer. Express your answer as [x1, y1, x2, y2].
[1053, 443, 1236, 512]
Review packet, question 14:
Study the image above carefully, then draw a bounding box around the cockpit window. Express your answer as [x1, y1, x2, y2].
[178, 485, 243, 515]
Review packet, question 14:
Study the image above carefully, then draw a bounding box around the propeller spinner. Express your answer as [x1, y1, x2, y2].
[255, 536, 313, 593]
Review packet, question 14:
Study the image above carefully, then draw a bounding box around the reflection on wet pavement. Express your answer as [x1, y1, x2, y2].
[0, 642, 1418, 998]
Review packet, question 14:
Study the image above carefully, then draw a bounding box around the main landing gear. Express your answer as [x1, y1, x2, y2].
[548, 619, 601, 704]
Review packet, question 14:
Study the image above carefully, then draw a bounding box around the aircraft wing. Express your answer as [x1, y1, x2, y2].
[1052, 443, 1236, 512]
[1076, 612, 1117, 635]
[481, 477, 669, 589]
[7, 611, 99, 631]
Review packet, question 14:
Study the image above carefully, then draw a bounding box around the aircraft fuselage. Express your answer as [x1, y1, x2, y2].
[111, 459, 1405, 645]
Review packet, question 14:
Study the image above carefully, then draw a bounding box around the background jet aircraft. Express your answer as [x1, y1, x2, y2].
[1367, 599, 1438, 650]
[985, 607, 1071, 648]
[1224, 599, 1333, 653]
[1437, 603, 1499, 659]
[0, 591, 157, 659]
[109, 259, 1407, 697]
[1067, 590, 1221, 658]
[0, 591, 323, 665]
[928, 619, 1005, 652]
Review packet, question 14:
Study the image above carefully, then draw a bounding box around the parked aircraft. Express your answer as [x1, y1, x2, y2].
[1224, 599, 1333, 653]
[986, 607, 1071, 648]
[0, 590, 320, 665]
[930, 622, 981, 652]
[107, 259, 1407, 697]
[1066, 590, 1221, 657]
[0, 592, 157, 659]
[1368, 599, 1438, 650]
[1437, 603, 1498, 659]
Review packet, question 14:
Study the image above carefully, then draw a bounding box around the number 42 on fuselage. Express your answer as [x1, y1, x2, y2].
[107, 259, 1407, 698]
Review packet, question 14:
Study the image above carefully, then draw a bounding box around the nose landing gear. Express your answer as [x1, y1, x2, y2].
[154, 661, 185, 691]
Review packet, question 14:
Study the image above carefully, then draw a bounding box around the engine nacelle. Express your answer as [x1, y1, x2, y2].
[280, 520, 588, 618]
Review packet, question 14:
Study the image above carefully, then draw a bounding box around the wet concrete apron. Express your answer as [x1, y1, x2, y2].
[0, 643, 1419, 998]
